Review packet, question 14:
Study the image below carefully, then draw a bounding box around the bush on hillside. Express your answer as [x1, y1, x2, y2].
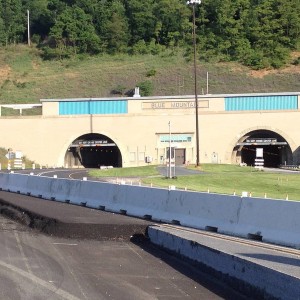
[138, 81, 153, 96]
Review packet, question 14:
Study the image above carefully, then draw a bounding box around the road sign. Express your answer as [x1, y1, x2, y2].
[5, 152, 15, 160]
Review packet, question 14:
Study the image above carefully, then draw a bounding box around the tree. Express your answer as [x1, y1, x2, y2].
[138, 80, 153, 96]
[194, 0, 251, 61]
[1, 0, 25, 44]
[276, 0, 300, 49]
[100, 1, 129, 53]
[48, 5, 101, 57]
[22, 0, 53, 41]
[153, 0, 189, 47]
[124, 0, 156, 45]
[243, 0, 290, 68]
[0, 16, 5, 45]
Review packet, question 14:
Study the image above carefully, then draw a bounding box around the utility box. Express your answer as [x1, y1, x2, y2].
[145, 156, 152, 163]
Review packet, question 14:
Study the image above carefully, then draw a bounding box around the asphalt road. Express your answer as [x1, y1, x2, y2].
[4, 166, 204, 184]
[0, 191, 251, 300]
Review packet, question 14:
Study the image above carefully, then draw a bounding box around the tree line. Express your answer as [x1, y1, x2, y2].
[0, 0, 299, 69]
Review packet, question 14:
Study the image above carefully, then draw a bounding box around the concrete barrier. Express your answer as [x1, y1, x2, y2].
[0, 172, 299, 248]
[237, 198, 300, 247]
[0, 172, 29, 194]
[147, 226, 300, 300]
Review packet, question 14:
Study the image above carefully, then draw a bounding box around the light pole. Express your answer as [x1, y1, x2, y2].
[27, 10, 31, 46]
[168, 121, 172, 178]
[187, 0, 201, 167]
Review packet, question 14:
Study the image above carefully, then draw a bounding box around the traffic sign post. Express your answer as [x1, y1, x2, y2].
[5, 151, 23, 169]
[255, 148, 264, 169]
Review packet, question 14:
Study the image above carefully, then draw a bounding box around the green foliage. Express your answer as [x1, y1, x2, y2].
[13, 81, 26, 88]
[131, 40, 148, 54]
[0, 16, 5, 45]
[148, 39, 165, 55]
[242, 50, 269, 70]
[125, 0, 157, 45]
[0, 0, 24, 44]
[138, 80, 153, 96]
[47, 6, 102, 58]
[146, 68, 157, 77]
[0, 0, 300, 69]
[0, 47, 300, 102]
[111, 84, 127, 96]
[292, 57, 300, 66]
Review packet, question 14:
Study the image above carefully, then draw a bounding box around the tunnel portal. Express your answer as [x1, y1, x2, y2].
[233, 130, 292, 168]
[65, 133, 122, 168]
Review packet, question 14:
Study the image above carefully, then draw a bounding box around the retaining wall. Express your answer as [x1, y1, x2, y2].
[148, 226, 300, 300]
[0, 172, 299, 248]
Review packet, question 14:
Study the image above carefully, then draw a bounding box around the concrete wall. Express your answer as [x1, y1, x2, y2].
[1, 172, 299, 249]
[0, 103, 300, 167]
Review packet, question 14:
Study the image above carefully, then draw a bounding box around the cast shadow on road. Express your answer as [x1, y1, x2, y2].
[130, 234, 255, 300]
[238, 253, 300, 267]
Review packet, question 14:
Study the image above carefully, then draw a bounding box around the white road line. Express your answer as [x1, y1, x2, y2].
[0, 260, 81, 300]
[14, 231, 33, 275]
[50, 243, 89, 300]
[36, 170, 72, 176]
[68, 171, 88, 179]
[52, 243, 78, 246]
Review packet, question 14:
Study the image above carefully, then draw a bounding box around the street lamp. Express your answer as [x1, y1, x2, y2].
[168, 121, 172, 178]
[27, 10, 31, 46]
[187, 0, 201, 167]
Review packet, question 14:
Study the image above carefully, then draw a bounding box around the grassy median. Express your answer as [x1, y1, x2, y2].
[89, 164, 300, 201]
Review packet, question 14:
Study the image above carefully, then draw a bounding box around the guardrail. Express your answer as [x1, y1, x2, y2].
[279, 164, 300, 170]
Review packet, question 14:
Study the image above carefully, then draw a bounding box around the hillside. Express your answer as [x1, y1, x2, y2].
[0, 45, 299, 105]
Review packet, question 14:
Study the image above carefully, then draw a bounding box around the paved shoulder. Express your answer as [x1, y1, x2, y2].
[157, 165, 203, 177]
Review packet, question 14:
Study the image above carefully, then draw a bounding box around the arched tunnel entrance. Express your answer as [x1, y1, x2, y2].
[233, 130, 292, 168]
[64, 133, 122, 168]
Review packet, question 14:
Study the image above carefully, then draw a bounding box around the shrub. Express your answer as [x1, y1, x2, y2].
[111, 84, 126, 95]
[137, 80, 153, 96]
[146, 69, 156, 77]
[131, 40, 148, 55]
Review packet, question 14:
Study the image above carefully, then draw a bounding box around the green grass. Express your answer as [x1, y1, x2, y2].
[89, 164, 300, 201]
[0, 45, 300, 105]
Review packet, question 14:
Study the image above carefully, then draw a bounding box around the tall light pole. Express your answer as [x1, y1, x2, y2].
[27, 10, 31, 46]
[187, 0, 201, 167]
[168, 121, 172, 178]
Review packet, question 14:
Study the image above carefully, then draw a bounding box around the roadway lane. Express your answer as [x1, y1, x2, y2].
[5, 166, 204, 180]
[0, 192, 251, 299]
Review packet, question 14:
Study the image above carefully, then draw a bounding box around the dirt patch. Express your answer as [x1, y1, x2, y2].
[0, 200, 56, 231]
[32, 60, 40, 70]
[65, 72, 80, 79]
[248, 51, 300, 78]
[0, 205, 31, 226]
[0, 65, 11, 82]
[0, 197, 149, 241]
[249, 69, 274, 78]
[249, 65, 300, 78]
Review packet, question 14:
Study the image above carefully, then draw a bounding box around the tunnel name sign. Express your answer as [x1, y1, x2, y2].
[142, 100, 209, 110]
[246, 138, 277, 144]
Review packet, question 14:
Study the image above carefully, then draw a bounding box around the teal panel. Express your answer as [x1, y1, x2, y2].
[225, 95, 298, 111]
[59, 101, 89, 115]
[160, 134, 192, 142]
[59, 100, 128, 115]
[92, 100, 127, 114]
